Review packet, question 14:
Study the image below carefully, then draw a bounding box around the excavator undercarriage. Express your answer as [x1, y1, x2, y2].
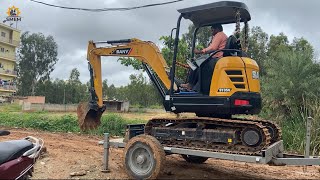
[145, 117, 281, 155]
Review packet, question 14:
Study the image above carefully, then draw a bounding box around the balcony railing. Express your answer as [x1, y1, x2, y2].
[0, 69, 17, 76]
[0, 53, 15, 60]
[0, 84, 16, 91]
[0, 37, 20, 46]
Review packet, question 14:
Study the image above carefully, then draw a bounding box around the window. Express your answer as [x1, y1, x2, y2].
[0, 48, 4, 52]
[1, 32, 5, 37]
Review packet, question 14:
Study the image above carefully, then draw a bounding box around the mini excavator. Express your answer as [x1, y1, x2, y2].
[77, 1, 282, 176]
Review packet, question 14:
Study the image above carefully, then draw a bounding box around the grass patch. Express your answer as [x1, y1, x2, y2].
[276, 112, 320, 155]
[0, 112, 144, 136]
[0, 104, 22, 112]
[281, 118, 306, 154]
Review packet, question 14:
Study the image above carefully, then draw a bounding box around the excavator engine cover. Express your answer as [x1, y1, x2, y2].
[77, 102, 104, 130]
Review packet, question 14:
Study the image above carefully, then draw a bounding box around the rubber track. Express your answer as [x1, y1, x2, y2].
[145, 117, 273, 155]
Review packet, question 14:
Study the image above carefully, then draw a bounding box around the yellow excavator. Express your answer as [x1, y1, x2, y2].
[77, 1, 281, 177]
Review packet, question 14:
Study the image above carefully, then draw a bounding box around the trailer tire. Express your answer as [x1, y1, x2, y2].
[123, 135, 165, 179]
[181, 154, 208, 164]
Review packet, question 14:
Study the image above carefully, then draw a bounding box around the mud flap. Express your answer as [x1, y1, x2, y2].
[77, 102, 105, 130]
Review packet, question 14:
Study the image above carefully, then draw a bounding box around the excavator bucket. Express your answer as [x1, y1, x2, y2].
[77, 102, 103, 131]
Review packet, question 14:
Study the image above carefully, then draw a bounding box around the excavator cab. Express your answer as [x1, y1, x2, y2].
[78, 1, 261, 129]
[163, 1, 260, 117]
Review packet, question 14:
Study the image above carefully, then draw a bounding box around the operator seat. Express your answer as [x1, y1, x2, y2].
[223, 35, 241, 57]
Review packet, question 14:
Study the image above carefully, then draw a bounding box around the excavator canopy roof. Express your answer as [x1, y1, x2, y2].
[177, 1, 251, 27]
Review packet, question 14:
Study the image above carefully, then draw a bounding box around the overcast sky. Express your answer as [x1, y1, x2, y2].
[0, 0, 319, 86]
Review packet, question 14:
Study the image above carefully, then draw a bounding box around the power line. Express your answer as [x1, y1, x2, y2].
[29, 0, 185, 12]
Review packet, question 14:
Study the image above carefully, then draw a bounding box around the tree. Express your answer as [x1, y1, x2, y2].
[69, 68, 81, 84]
[125, 73, 161, 106]
[160, 35, 189, 80]
[246, 26, 269, 76]
[102, 79, 108, 99]
[262, 36, 320, 120]
[35, 79, 54, 102]
[107, 84, 118, 100]
[183, 24, 211, 49]
[118, 57, 144, 71]
[65, 68, 82, 103]
[35, 68, 89, 104]
[268, 33, 290, 51]
[17, 32, 58, 96]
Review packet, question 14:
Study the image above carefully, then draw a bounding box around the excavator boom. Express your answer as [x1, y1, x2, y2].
[78, 38, 176, 130]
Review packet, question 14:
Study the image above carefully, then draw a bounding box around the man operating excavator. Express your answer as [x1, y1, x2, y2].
[181, 24, 227, 90]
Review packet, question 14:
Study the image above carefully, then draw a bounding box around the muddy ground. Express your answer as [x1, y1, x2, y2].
[2, 128, 320, 179]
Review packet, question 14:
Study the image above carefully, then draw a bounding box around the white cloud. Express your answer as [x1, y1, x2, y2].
[0, 0, 319, 86]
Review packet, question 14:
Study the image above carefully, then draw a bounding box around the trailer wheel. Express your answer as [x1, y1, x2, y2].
[123, 135, 165, 179]
[181, 154, 208, 164]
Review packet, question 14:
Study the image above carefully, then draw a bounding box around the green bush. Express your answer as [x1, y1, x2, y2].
[270, 97, 320, 155]
[0, 112, 144, 136]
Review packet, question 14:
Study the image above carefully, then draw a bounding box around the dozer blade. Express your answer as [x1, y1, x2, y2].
[77, 102, 103, 131]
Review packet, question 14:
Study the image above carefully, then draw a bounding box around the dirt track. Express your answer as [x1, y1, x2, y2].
[1, 128, 320, 179]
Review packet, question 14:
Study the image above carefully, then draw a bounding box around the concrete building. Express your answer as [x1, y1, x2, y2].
[0, 23, 20, 96]
[103, 100, 130, 112]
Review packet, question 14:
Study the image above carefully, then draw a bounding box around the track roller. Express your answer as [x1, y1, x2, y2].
[241, 128, 263, 147]
[123, 135, 165, 179]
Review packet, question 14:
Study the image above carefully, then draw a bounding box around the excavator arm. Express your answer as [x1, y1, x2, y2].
[78, 38, 177, 130]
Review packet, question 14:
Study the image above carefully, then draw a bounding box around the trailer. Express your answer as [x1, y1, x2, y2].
[98, 120, 320, 179]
